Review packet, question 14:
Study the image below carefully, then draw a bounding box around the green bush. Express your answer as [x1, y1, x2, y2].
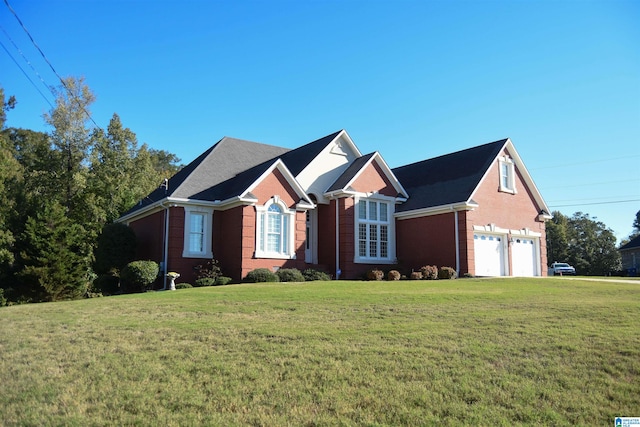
[387, 270, 401, 281]
[438, 266, 457, 279]
[194, 277, 217, 287]
[277, 268, 305, 282]
[244, 268, 279, 283]
[366, 269, 384, 281]
[194, 259, 222, 280]
[215, 276, 233, 286]
[92, 273, 120, 295]
[420, 265, 438, 280]
[93, 223, 137, 276]
[0, 288, 6, 307]
[302, 268, 331, 281]
[175, 283, 193, 289]
[120, 261, 159, 293]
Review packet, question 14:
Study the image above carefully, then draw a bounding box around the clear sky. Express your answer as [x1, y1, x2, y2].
[2, 0, 639, 243]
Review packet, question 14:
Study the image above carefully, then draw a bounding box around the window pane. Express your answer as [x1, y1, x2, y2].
[379, 203, 387, 222]
[268, 204, 282, 213]
[369, 201, 377, 221]
[283, 215, 289, 253]
[358, 201, 366, 219]
[359, 224, 367, 257]
[369, 224, 377, 257]
[190, 213, 204, 233]
[380, 225, 388, 258]
[189, 213, 205, 253]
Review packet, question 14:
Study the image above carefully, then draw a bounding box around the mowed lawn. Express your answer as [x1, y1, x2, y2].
[1, 278, 638, 426]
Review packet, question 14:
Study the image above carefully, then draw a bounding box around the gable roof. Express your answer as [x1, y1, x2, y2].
[326, 152, 408, 198]
[279, 130, 343, 176]
[619, 235, 640, 251]
[392, 138, 550, 217]
[393, 140, 506, 213]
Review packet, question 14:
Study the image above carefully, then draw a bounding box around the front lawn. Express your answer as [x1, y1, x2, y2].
[1, 278, 638, 425]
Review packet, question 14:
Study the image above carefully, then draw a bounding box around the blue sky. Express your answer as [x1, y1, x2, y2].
[2, 0, 639, 243]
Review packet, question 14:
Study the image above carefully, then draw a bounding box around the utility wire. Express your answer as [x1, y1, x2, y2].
[548, 199, 640, 208]
[3, 0, 101, 130]
[532, 154, 640, 171]
[0, 37, 54, 108]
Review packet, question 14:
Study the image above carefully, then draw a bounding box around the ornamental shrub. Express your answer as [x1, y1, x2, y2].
[276, 268, 305, 282]
[244, 268, 279, 283]
[175, 283, 193, 289]
[215, 276, 233, 286]
[420, 265, 438, 280]
[93, 223, 137, 276]
[366, 269, 384, 281]
[194, 277, 217, 287]
[387, 270, 401, 281]
[410, 271, 423, 280]
[120, 260, 159, 293]
[302, 268, 331, 281]
[194, 258, 222, 280]
[438, 266, 457, 279]
[93, 273, 120, 295]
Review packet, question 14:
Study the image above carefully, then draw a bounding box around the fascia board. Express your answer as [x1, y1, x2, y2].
[395, 201, 479, 220]
[116, 199, 169, 223]
[336, 129, 363, 157]
[242, 159, 314, 206]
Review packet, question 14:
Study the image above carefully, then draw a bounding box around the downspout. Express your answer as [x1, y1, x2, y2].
[160, 202, 170, 290]
[335, 198, 340, 280]
[454, 210, 460, 276]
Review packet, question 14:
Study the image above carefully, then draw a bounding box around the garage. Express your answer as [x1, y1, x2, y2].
[474, 233, 505, 276]
[511, 237, 538, 277]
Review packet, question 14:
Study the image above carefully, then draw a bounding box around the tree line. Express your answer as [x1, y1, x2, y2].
[0, 78, 180, 303]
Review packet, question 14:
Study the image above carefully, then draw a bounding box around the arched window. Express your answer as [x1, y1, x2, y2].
[256, 198, 294, 258]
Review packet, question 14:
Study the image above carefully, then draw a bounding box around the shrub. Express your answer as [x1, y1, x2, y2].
[0, 288, 6, 307]
[387, 270, 401, 281]
[303, 268, 331, 281]
[438, 266, 457, 279]
[120, 260, 159, 293]
[215, 276, 233, 286]
[366, 269, 384, 281]
[194, 277, 217, 287]
[194, 259, 222, 280]
[244, 268, 279, 283]
[175, 283, 193, 289]
[276, 268, 305, 282]
[420, 265, 438, 280]
[93, 223, 137, 276]
[410, 271, 423, 280]
[92, 273, 120, 295]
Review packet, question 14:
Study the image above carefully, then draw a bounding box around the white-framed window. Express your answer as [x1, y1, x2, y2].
[355, 197, 394, 263]
[498, 156, 516, 193]
[255, 197, 296, 259]
[183, 206, 213, 258]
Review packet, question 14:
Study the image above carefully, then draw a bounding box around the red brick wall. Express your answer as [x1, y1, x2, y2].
[317, 202, 336, 275]
[252, 168, 299, 207]
[128, 210, 165, 263]
[351, 161, 397, 197]
[396, 213, 458, 273]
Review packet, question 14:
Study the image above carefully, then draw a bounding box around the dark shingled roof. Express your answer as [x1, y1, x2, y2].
[279, 130, 343, 176]
[326, 153, 376, 192]
[123, 131, 344, 216]
[620, 235, 640, 251]
[392, 139, 508, 212]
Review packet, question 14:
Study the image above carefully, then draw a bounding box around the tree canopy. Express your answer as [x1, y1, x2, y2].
[0, 80, 180, 303]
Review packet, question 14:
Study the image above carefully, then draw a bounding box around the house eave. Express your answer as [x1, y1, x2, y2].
[394, 201, 479, 220]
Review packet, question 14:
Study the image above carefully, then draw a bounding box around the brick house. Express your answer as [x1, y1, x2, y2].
[118, 130, 551, 283]
[619, 235, 640, 276]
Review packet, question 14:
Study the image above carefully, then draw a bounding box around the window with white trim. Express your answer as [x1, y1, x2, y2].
[498, 156, 516, 193]
[355, 198, 393, 262]
[255, 198, 295, 259]
[183, 207, 213, 258]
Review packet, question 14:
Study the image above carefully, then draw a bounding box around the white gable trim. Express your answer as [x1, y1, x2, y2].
[340, 152, 409, 199]
[469, 138, 551, 217]
[241, 159, 314, 209]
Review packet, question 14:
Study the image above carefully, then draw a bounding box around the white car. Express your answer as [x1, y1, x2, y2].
[549, 262, 576, 276]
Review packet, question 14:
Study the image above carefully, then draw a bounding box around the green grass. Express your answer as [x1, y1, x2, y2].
[1, 278, 638, 426]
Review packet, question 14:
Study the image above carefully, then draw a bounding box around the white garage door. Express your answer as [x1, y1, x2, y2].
[474, 234, 505, 276]
[512, 238, 537, 277]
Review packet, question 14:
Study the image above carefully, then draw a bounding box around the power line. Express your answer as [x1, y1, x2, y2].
[531, 154, 640, 171]
[3, 0, 101, 130]
[548, 199, 640, 208]
[0, 37, 54, 108]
